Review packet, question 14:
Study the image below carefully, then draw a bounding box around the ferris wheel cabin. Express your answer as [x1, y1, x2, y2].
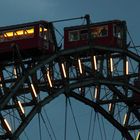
[64, 20, 127, 50]
[0, 21, 56, 61]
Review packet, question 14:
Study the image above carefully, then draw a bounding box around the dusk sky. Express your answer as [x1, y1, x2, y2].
[0, 0, 140, 140]
[0, 0, 140, 45]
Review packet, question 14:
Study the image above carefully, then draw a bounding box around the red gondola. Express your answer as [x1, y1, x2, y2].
[64, 20, 127, 49]
[0, 21, 57, 61]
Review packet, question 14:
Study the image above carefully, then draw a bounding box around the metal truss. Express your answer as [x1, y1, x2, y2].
[0, 45, 140, 139]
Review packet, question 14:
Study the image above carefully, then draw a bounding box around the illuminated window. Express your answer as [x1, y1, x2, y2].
[44, 28, 47, 32]
[39, 25, 47, 33]
[15, 30, 24, 36]
[39, 25, 48, 39]
[0, 26, 35, 42]
[40, 27, 43, 33]
[69, 30, 79, 41]
[39, 26, 43, 37]
[4, 31, 13, 37]
[44, 28, 48, 40]
[25, 28, 34, 34]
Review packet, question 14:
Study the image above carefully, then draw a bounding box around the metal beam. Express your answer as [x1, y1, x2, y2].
[10, 89, 63, 140]
[69, 92, 133, 140]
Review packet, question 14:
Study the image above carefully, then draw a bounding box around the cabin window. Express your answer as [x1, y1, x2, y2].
[44, 28, 48, 40]
[99, 26, 108, 37]
[0, 31, 12, 42]
[39, 25, 48, 40]
[91, 27, 99, 38]
[91, 25, 108, 38]
[39, 26, 44, 37]
[15, 30, 24, 36]
[4, 32, 13, 37]
[69, 30, 79, 41]
[0, 27, 34, 42]
[25, 27, 34, 35]
[80, 29, 88, 40]
[2, 31, 14, 41]
[113, 24, 121, 38]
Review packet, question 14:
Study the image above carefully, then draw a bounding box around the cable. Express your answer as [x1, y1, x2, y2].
[50, 16, 85, 23]
[111, 128, 116, 140]
[23, 131, 30, 140]
[38, 113, 42, 140]
[97, 113, 104, 140]
[64, 96, 68, 140]
[68, 98, 81, 140]
[53, 26, 64, 47]
[91, 112, 97, 139]
[127, 30, 139, 55]
[87, 109, 93, 140]
[40, 112, 53, 140]
[101, 115, 107, 140]
[43, 108, 57, 140]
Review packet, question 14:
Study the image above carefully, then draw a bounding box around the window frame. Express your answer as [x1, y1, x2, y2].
[113, 24, 121, 38]
[91, 25, 108, 38]
[0, 26, 35, 42]
[80, 29, 88, 40]
[68, 30, 80, 42]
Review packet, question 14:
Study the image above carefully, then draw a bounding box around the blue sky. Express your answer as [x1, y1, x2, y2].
[0, 0, 140, 139]
[0, 0, 139, 45]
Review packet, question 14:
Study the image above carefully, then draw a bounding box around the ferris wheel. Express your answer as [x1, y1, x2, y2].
[0, 15, 140, 140]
